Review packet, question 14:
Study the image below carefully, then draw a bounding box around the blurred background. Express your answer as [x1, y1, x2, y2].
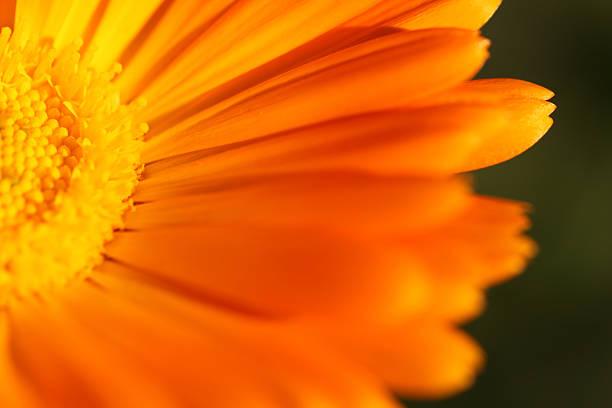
[409, 0, 612, 407]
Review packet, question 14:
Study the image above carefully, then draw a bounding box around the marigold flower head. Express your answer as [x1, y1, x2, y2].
[0, 0, 554, 407]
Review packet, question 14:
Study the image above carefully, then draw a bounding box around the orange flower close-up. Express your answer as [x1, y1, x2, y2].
[0, 0, 555, 407]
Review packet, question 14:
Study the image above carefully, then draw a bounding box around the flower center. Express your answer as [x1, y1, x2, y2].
[0, 27, 147, 306]
[0, 81, 82, 227]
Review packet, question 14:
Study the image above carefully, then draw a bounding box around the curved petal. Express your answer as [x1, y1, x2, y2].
[350, 0, 502, 30]
[407, 196, 534, 284]
[7, 276, 401, 408]
[328, 320, 484, 398]
[106, 225, 432, 324]
[14, 0, 163, 56]
[417, 79, 555, 171]
[143, 28, 489, 161]
[127, 174, 471, 235]
[138, 105, 507, 186]
[119, 0, 381, 108]
[0, 315, 39, 408]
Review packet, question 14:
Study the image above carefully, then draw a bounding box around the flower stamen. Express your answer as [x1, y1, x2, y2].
[0, 27, 146, 306]
[0, 81, 83, 227]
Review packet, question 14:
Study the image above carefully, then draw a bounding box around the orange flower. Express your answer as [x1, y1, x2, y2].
[0, 0, 554, 406]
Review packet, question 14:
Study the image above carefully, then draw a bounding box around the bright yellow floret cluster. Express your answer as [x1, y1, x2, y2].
[0, 81, 83, 227]
[0, 27, 146, 306]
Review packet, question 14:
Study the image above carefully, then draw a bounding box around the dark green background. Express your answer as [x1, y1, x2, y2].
[408, 1, 612, 407]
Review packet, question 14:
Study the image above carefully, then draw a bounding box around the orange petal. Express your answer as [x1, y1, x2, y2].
[14, 0, 162, 57]
[383, 195, 534, 323]
[127, 173, 470, 235]
[8, 275, 401, 408]
[115, 0, 236, 99]
[15, 0, 100, 49]
[445, 78, 555, 101]
[424, 281, 486, 323]
[329, 320, 484, 398]
[138, 104, 507, 193]
[0, 0, 15, 28]
[136, 24, 398, 126]
[0, 315, 39, 408]
[349, 0, 502, 30]
[84, 0, 166, 70]
[412, 78, 556, 171]
[122, 0, 381, 112]
[8, 303, 180, 408]
[405, 196, 536, 289]
[143, 28, 489, 161]
[106, 225, 431, 324]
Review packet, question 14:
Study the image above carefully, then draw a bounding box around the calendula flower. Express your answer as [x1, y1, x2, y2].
[0, 0, 554, 406]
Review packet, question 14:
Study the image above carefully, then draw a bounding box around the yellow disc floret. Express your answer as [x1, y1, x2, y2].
[0, 27, 146, 306]
[0, 83, 83, 227]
